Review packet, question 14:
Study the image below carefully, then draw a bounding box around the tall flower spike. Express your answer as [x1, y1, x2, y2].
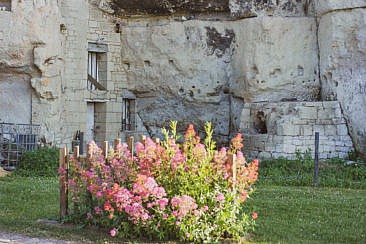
[184, 124, 196, 141]
[230, 133, 244, 152]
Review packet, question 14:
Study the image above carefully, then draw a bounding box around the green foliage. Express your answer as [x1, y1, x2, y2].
[258, 151, 366, 188]
[15, 147, 59, 177]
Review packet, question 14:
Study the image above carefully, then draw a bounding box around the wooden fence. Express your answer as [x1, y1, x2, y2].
[59, 136, 237, 219]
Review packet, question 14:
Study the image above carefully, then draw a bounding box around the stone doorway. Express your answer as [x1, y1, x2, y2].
[86, 102, 107, 145]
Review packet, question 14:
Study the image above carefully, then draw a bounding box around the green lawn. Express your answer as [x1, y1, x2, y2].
[0, 176, 113, 243]
[0, 175, 365, 243]
[246, 185, 366, 243]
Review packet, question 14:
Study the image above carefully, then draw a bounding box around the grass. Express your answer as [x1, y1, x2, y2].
[0, 155, 365, 243]
[258, 152, 366, 188]
[0, 176, 114, 243]
[246, 186, 366, 243]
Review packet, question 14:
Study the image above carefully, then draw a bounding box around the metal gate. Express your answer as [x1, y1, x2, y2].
[0, 123, 40, 169]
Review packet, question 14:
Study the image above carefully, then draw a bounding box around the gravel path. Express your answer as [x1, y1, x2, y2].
[0, 233, 85, 244]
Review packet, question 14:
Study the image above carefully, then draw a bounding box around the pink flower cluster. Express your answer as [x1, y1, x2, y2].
[132, 174, 166, 200]
[171, 195, 198, 220]
[65, 123, 259, 241]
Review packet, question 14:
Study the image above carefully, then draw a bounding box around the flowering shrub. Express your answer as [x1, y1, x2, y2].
[62, 122, 259, 242]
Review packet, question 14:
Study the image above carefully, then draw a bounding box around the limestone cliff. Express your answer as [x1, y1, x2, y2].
[0, 0, 64, 145]
[0, 0, 365, 159]
[90, 0, 365, 157]
[316, 0, 366, 158]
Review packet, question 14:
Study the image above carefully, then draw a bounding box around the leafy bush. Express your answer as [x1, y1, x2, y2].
[16, 147, 59, 177]
[258, 151, 366, 188]
[62, 122, 259, 242]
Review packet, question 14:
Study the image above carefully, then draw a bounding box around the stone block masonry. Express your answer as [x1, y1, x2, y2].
[240, 101, 354, 159]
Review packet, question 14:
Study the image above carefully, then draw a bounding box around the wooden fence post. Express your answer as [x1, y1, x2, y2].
[114, 138, 121, 151]
[153, 137, 160, 144]
[87, 143, 92, 160]
[73, 145, 79, 159]
[102, 141, 108, 159]
[228, 153, 237, 191]
[140, 135, 146, 144]
[59, 147, 68, 219]
[127, 136, 134, 155]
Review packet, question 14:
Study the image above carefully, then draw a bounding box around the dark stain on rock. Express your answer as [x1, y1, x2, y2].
[281, 1, 297, 13]
[230, 0, 275, 18]
[205, 27, 235, 58]
[111, 0, 229, 16]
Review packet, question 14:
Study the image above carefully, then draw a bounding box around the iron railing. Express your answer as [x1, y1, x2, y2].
[0, 123, 40, 169]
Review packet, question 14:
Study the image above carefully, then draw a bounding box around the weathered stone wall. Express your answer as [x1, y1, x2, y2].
[316, 0, 366, 158]
[60, 0, 131, 146]
[230, 16, 319, 103]
[110, 0, 229, 16]
[118, 14, 319, 142]
[0, 0, 364, 159]
[0, 73, 31, 124]
[229, 0, 314, 18]
[120, 19, 234, 140]
[240, 101, 353, 159]
[0, 0, 63, 144]
[106, 0, 314, 18]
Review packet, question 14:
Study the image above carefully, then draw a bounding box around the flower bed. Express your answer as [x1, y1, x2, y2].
[61, 122, 258, 242]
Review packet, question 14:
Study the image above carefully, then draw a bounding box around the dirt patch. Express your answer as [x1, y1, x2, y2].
[0, 167, 11, 177]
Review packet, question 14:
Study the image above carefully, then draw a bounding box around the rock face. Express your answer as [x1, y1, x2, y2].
[111, 0, 229, 16]
[120, 20, 234, 139]
[229, 0, 314, 18]
[0, 1, 63, 143]
[108, 0, 314, 18]
[0, 73, 31, 124]
[231, 16, 319, 103]
[120, 16, 318, 141]
[317, 0, 366, 158]
[0, 0, 365, 159]
[315, 0, 366, 15]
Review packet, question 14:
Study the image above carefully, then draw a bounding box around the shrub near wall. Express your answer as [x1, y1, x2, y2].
[63, 122, 259, 242]
[17, 147, 59, 177]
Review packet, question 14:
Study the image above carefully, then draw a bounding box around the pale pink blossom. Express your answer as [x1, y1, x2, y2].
[110, 228, 117, 237]
[215, 193, 225, 202]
